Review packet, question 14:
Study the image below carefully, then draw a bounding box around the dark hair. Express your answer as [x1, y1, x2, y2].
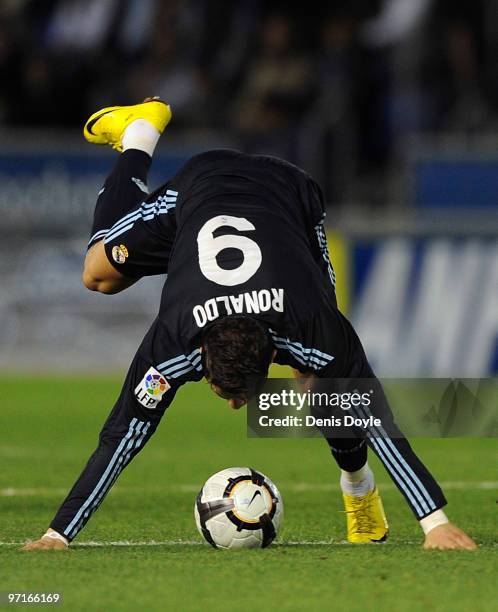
[201, 316, 273, 401]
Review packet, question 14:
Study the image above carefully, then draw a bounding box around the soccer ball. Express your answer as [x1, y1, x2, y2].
[194, 467, 283, 549]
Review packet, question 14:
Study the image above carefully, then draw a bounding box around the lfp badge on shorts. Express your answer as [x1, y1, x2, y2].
[134, 367, 170, 409]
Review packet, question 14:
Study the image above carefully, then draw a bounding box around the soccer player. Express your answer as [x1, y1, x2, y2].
[22, 99, 476, 551]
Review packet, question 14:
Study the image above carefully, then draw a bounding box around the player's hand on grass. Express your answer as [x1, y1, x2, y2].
[21, 539, 66, 551]
[21, 528, 68, 551]
[423, 522, 477, 550]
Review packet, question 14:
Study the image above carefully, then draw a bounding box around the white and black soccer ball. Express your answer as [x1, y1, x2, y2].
[194, 467, 283, 549]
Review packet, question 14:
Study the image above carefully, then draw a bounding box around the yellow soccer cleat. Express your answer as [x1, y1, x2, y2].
[83, 97, 172, 151]
[343, 487, 389, 543]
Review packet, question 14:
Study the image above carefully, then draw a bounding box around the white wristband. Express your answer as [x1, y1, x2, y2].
[419, 509, 449, 535]
[42, 530, 69, 547]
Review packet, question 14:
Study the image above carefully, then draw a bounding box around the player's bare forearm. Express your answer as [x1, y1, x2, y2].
[82, 240, 137, 294]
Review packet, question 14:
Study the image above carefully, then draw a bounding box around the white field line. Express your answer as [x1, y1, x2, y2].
[1, 487, 68, 496]
[3, 539, 496, 548]
[4, 541, 498, 548]
[1, 481, 497, 497]
[0, 540, 399, 547]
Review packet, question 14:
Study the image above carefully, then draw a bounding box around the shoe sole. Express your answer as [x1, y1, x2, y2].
[347, 531, 389, 544]
[370, 531, 389, 543]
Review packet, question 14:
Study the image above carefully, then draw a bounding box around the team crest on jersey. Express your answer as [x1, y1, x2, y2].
[112, 244, 129, 264]
[134, 367, 170, 409]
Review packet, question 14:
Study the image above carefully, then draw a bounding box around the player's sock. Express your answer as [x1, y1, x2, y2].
[122, 119, 161, 157]
[340, 462, 374, 497]
[328, 436, 368, 473]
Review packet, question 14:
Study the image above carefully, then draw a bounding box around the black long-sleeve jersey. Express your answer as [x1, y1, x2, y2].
[102, 150, 360, 398]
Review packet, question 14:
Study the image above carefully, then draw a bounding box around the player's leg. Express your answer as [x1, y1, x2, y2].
[82, 99, 176, 293]
[88, 149, 153, 248]
[323, 315, 477, 548]
[341, 316, 448, 519]
[293, 173, 386, 541]
[86, 99, 172, 249]
[323, 429, 389, 543]
[291, 170, 435, 538]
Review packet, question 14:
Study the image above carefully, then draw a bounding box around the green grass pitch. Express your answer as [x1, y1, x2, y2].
[0, 376, 496, 611]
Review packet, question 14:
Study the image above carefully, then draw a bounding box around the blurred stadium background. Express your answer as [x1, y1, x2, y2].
[0, 0, 497, 376]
